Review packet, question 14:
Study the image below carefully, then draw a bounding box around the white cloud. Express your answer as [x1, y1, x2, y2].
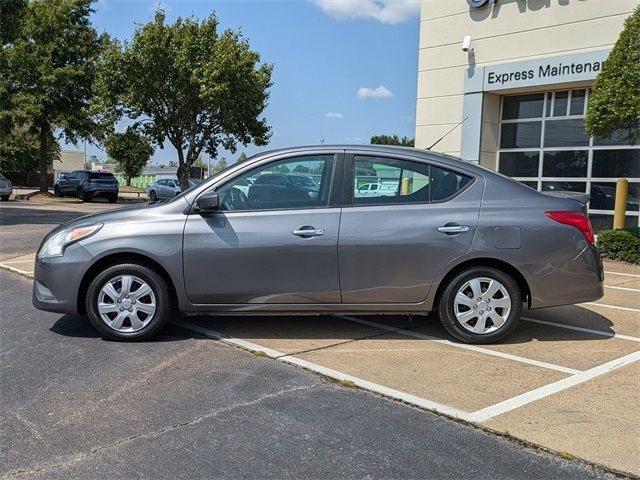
[357, 85, 394, 100]
[311, 0, 420, 24]
[401, 114, 415, 122]
[96, 0, 109, 11]
[325, 112, 344, 119]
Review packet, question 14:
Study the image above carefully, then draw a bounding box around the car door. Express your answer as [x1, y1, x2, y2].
[156, 179, 169, 199]
[338, 153, 482, 303]
[183, 152, 343, 305]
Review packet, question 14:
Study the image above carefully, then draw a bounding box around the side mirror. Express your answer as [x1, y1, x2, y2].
[195, 192, 219, 212]
[60, 174, 67, 180]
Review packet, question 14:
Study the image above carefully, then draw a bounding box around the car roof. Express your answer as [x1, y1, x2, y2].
[249, 144, 490, 176]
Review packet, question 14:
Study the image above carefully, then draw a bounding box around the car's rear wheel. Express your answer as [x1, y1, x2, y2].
[86, 263, 171, 341]
[77, 188, 90, 202]
[54, 185, 61, 197]
[149, 190, 157, 201]
[437, 267, 521, 344]
[108, 194, 118, 203]
[1, 195, 9, 201]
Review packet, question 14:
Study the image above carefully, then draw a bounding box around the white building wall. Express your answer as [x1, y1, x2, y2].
[416, 0, 638, 163]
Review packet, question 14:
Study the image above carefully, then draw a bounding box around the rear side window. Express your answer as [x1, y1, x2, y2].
[430, 165, 472, 201]
[88, 172, 116, 179]
[353, 156, 472, 205]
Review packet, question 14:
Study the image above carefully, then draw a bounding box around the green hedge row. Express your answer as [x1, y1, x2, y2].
[596, 227, 640, 264]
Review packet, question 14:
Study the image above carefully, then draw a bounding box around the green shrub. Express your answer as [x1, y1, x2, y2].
[596, 227, 640, 264]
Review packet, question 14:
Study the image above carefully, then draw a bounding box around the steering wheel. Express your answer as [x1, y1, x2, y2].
[220, 187, 250, 211]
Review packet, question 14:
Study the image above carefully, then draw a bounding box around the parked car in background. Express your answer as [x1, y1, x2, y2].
[250, 173, 319, 200]
[356, 182, 397, 198]
[33, 145, 603, 344]
[54, 170, 119, 203]
[0, 173, 12, 201]
[147, 178, 197, 201]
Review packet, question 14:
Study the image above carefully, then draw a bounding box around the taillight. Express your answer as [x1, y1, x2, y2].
[545, 211, 595, 244]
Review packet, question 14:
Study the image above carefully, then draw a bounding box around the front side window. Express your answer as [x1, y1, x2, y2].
[216, 155, 334, 211]
[353, 156, 471, 205]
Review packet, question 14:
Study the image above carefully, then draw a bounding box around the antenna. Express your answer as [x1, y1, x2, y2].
[427, 116, 469, 150]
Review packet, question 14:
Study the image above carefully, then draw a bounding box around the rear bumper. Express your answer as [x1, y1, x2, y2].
[32, 243, 92, 315]
[84, 188, 118, 198]
[527, 244, 604, 309]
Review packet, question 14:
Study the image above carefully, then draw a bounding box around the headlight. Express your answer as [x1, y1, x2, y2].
[38, 223, 102, 259]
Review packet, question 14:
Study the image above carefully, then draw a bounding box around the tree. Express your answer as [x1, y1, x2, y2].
[2, 0, 108, 192]
[370, 135, 415, 147]
[104, 128, 153, 185]
[236, 152, 248, 163]
[210, 157, 228, 174]
[97, 10, 273, 190]
[0, 127, 59, 173]
[585, 7, 640, 144]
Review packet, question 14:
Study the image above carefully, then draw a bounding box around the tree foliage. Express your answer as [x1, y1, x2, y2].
[104, 128, 153, 185]
[370, 135, 415, 147]
[210, 157, 228, 174]
[1, 0, 108, 191]
[0, 127, 59, 173]
[96, 10, 273, 189]
[585, 7, 640, 144]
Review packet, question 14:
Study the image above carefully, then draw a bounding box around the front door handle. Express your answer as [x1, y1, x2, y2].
[293, 226, 325, 238]
[437, 224, 470, 234]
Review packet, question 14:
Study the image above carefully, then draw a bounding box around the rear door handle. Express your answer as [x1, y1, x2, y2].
[437, 224, 470, 234]
[293, 227, 325, 237]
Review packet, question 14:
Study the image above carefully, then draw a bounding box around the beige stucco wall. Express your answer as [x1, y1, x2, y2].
[54, 150, 84, 172]
[415, 0, 638, 163]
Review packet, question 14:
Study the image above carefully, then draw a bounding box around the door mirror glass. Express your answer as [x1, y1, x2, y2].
[195, 192, 219, 212]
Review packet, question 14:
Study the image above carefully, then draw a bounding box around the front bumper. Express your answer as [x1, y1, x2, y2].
[32, 243, 93, 314]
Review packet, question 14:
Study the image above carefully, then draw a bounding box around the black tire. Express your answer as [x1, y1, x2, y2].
[54, 185, 61, 197]
[1, 195, 9, 201]
[149, 190, 157, 201]
[108, 194, 118, 203]
[86, 263, 171, 341]
[77, 188, 90, 202]
[437, 266, 521, 344]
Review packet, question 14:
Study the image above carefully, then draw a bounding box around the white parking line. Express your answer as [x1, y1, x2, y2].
[172, 319, 476, 421]
[522, 317, 640, 343]
[174, 318, 640, 424]
[335, 315, 581, 375]
[470, 350, 640, 422]
[584, 302, 640, 313]
[605, 284, 640, 293]
[605, 270, 640, 278]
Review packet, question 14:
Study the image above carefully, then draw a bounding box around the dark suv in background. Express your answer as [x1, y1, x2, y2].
[54, 170, 119, 203]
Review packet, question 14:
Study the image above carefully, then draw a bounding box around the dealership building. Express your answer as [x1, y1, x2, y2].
[415, 0, 639, 230]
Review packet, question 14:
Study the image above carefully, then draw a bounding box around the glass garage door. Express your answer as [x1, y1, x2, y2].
[497, 90, 639, 231]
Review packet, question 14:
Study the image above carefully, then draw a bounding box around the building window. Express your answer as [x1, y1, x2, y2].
[497, 89, 640, 231]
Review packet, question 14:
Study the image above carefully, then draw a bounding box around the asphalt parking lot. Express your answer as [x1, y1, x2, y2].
[1, 200, 638, 478]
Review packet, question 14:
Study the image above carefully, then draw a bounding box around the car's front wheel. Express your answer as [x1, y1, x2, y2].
[149, 190, 157, 201]
[437, 267, 521, 344]
[86, 263, 171, 341]
[1, 195, 9, 201]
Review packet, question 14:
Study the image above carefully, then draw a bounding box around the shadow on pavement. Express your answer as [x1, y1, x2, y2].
[181, 307, 617, 347]
[50, 314, 202, 343]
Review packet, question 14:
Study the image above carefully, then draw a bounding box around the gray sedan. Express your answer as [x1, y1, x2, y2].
[0, 173, 12, 201]
[33, 146, 603, 343]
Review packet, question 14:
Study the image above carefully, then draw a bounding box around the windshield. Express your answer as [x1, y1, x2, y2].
[89, 172, 116, 179]
[0, 174, 5, 179]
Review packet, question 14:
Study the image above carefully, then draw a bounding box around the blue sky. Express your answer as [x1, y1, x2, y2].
[71, 0, 420, 165]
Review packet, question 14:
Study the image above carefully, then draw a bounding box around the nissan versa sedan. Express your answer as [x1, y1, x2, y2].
[33, 146, 604, 343]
